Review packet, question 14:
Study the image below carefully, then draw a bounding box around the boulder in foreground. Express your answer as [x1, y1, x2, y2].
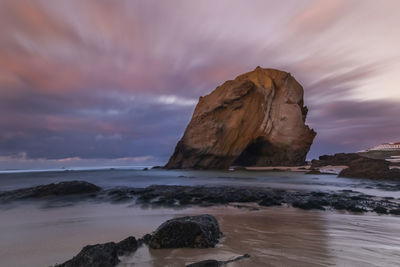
[166, 67, 316, 169]
[56, 242, 119, 267]
[56, 236, 138, 267]
[150, 214, 222, 249]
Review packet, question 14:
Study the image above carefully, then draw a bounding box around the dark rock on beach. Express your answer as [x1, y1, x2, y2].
[311, 153, 361, 168]
[138, 234, 152, 246]
[186, 254, 251, 267]
[122, 185, 400, 215]
[339, 157, 400, 180]
[116, 236, 138, 256]
[0, 181, 101, 202]
[373, 206, 388, 214]
[56, 236, 138, 267]
[186, 259, 221, 267]
[56, 242, 119, 267]
[2, 182, 400, 216]
[292, 199, 326, 210]
[150, 215, 222, 249]
[310, 153, 400, 180]
[259, 196, 281, 207]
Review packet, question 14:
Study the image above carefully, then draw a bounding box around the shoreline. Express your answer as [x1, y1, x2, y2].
[1, 179, 400, 266]
[1, 181, 399, 216]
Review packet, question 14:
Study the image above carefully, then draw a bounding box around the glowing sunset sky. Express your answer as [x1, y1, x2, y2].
[1, 0, 400, 169]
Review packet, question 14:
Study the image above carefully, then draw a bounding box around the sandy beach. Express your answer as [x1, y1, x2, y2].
[1, 168, 400, 266]
[1, 201, 400, 267]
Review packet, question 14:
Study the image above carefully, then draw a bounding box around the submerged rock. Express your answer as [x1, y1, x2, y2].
[186, 254, 251, 267]
[165, 67, 316, 169]
[0, 181, 101, 201]
[186, 259, 221, 267]
[149, 215, 222, 249]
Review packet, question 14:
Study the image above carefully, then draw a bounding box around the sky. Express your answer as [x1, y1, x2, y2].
[0, 0, 400, 169]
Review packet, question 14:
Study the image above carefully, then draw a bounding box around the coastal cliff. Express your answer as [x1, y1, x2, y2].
[165, 67, 316, 169]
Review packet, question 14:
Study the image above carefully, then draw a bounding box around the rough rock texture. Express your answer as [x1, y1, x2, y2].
[149, 215, 222, 249]
[309, 153, 400, 180]
[116, 185, 400, 214]
[165, 67, 316, 169]
[115, 236, 138, 256]
[311, 153, 362, 168]
[339, 157, 400, 180]
[56, 242, 119, 267]
[56, 236, 138, 267]
[0, 181, 101, 202]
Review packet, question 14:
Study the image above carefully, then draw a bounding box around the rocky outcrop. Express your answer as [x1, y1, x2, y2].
[56, 236, 138, 267]
[311, 153, 362, 168]
[309, 153, 400, 180]
[56, 242, 119, 267]
[339, 157, 400, 180]
[165, 67, 316, 169]
[0, 181, 101, 202]
[149, 215, 222, 249]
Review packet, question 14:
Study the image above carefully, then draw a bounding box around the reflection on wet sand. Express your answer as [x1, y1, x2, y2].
[123, 206, 331, 267]
[1, 202, 400, 267]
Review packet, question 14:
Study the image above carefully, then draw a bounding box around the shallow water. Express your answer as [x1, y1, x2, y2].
[1, 168, 399, 197]
[0, 169, 400, 267]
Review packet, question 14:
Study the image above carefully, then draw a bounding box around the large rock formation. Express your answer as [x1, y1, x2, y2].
[166, 67, 316, 169]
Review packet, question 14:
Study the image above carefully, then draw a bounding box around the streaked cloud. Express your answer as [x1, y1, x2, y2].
[0, 0, 399, 168]
[156, 95, 197, 106]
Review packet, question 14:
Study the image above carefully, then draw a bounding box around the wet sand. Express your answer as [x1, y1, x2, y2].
[1, 169, 400, 266]
[1, 202, 399, 267]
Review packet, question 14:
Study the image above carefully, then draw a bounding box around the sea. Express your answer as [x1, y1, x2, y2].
[0, 167, 399, 267]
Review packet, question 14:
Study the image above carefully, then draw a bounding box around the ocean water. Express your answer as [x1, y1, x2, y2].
[0, 168, 399, 197]
[0, 168, 400, 267]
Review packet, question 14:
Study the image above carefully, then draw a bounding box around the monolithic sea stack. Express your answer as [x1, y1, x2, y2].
[166, 67, 316, 169]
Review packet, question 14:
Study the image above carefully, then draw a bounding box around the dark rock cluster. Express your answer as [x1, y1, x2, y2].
[0, 181, 101, 202]
[56, 215, 224, 267]
[311, 153, 400, 180]
[311, 153, 362, 168]
[2, 182, 399, 215]
[339, 157, 400, 180]
[107, 185, 400, 214]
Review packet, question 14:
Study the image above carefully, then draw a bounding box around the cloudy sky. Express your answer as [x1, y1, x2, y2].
[1, 0, 400, 169]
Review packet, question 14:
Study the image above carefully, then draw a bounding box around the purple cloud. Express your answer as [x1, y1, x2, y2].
[0, 0, 400, 168]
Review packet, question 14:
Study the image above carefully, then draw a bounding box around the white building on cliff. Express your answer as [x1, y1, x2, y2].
[368, 142, 400, 151]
